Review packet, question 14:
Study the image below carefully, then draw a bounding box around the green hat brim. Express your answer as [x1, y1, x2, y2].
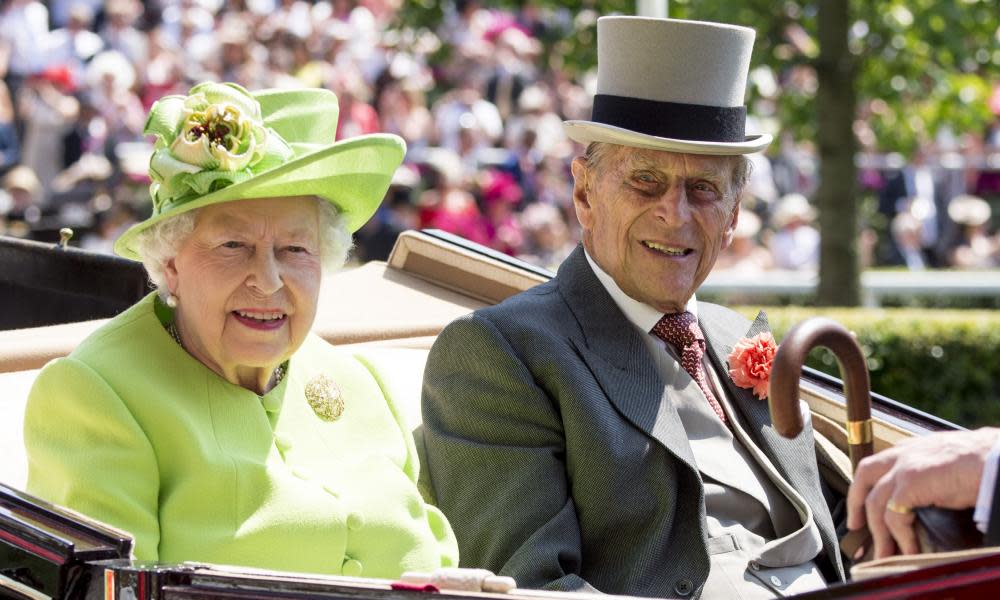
[114, 133, 405, 261]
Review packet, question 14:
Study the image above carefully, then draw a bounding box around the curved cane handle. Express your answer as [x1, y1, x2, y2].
[768, 317, 981, 557]
[768, 317, 873, 469]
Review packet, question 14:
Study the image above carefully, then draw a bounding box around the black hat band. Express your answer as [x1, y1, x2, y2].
[591, 94, 747, 143]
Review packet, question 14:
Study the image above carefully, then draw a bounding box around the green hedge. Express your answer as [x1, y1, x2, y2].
[736, 307, 1000, 428]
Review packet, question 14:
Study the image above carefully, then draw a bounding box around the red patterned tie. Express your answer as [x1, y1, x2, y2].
[651, 311, 728, 424]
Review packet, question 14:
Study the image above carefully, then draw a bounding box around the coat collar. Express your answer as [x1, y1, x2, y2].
[558, 246, 698, 472]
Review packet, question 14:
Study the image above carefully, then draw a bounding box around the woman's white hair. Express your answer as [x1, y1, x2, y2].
[134, 198, 352, 299]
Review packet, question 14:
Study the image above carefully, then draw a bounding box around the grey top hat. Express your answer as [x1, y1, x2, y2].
[564, 17, 772, 155]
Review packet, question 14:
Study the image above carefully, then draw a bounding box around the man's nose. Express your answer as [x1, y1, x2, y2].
[247, 249, 283, 295]
[654, 185, 691, 224]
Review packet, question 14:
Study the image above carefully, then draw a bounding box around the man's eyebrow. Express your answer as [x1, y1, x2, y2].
[623, 157, 727, 183]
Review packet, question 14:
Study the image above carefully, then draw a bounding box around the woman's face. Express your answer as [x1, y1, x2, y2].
[165, 196, 322, 390]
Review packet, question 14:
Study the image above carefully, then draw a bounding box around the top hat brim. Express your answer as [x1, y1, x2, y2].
[563, 120, 772, 156]
[114, 133, 405, 260]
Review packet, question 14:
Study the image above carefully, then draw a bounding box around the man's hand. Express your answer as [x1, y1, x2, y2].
[846, 427, 999, 559]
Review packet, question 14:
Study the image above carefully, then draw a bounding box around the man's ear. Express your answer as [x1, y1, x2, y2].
[570, 157, 593, 229]
[722, 200, 741, 250]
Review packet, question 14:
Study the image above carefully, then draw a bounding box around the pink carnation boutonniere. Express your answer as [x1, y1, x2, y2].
[727, 332, 778, 400]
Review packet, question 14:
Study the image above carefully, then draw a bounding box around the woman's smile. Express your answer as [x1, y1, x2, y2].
[232, 309, 288, 331]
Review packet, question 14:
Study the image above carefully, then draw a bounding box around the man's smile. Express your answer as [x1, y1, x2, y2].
[642, 240, 694, 257]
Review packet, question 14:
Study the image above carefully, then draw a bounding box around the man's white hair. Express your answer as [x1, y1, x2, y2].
[134, 198, 352, 300]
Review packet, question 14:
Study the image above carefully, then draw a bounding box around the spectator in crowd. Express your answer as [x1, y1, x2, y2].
[375, 75, 433, 151]
[416, 147, 488, 246]
[0, 164, 40, 233]
[516, 201, 575, 271]
[890, 211, 928, 271]
[946, 194, 997, 268]
[99, 0, 147, 67]
[480, 169, 524, 255]
[879, 143, 950, 267]
[16, 67, 79, 203]
[0, 0, 50, 91]
[43, 4, 104, 82]
[715, 210, 773, 272]
[769, 193, 820, 270]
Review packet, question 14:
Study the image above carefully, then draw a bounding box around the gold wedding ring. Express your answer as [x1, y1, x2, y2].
[887, 499, 913, 515]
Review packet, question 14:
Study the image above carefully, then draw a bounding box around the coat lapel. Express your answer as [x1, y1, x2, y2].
[698, 302, 845, 580]
[557, 247, 697, 472]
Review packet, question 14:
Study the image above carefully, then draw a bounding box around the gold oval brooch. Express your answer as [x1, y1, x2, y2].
[305, 375, 344, 422]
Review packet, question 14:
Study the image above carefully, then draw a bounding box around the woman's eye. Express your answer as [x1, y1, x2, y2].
[286, 245, 309, 254]
[221, 241, 244, 249]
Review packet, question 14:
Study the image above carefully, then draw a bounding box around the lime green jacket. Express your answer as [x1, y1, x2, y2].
[24, 294, 458, 577]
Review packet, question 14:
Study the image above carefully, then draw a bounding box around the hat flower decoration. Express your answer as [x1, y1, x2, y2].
[144, 82, 293, 204]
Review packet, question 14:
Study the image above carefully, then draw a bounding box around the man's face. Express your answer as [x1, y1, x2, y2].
[571, 145, 740, 314]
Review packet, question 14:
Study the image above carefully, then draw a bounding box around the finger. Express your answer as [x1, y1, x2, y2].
[866, 477, 898, 559]
[848, 453, 897, 530]
[884, 501, 920, 555]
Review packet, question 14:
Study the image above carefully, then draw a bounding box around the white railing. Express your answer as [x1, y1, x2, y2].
[700, 269, 1000, 306]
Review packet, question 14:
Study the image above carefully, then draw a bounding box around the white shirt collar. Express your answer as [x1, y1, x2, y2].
[584, 249, 698, 334]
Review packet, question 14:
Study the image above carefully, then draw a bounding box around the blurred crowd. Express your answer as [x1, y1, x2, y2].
[0, 0, 997, 272]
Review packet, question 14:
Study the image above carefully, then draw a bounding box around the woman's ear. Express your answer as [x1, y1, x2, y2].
[163, 257, 179, 296]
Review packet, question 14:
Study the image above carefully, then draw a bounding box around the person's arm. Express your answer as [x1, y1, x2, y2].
[353, 351, 460, 567]
[421, 314, 594, 592]
[23, 357, 160, 560]
[846, 427, 1000, 558]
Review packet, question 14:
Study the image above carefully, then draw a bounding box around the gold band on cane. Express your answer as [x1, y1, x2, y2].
[846, 419, 873, 445]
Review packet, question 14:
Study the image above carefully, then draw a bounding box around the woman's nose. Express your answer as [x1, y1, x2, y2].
[247, 249, 283, 295]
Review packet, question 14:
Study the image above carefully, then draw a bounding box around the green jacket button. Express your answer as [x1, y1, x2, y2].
[347, 512, 365, 531]
[273, 433, 292, 451]
[342, 558, 363, 577]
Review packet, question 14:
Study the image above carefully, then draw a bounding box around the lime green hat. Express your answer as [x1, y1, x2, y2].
[114, 82, 406, 260]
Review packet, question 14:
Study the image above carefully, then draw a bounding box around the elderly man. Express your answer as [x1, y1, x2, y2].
[421, 17, 845, 599]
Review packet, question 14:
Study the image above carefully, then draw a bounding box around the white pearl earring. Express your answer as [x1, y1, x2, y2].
[166, 294, 178, 308]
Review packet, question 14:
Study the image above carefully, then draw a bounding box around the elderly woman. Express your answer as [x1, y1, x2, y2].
[24, 83, 458, 577]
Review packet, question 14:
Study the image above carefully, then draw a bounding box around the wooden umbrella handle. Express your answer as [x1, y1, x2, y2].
[769, 317, 981, 558]
[769, 317, 874, 469]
